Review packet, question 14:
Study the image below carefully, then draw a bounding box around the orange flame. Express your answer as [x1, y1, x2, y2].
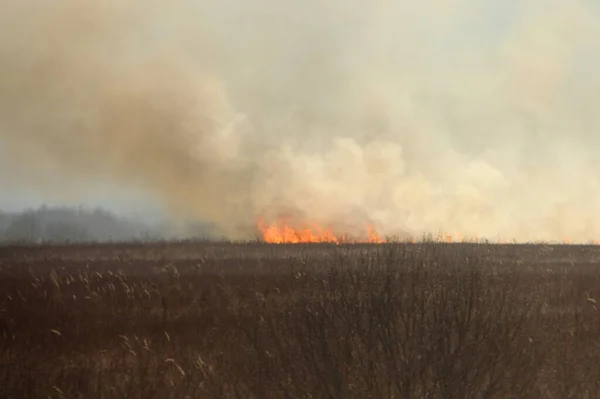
[258, 222, 600, 245]
[258, 218, 384, 244]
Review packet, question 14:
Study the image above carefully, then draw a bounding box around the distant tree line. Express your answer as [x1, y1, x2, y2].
[0, 206, 215, 244]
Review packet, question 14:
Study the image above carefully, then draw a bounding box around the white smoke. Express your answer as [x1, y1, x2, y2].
[1, 0, 599, 241]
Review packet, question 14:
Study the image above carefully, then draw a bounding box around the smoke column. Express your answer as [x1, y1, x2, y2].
[1, 0, 599, 241]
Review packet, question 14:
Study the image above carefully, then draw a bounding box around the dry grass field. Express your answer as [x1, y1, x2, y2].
[2, 240, 600, 398]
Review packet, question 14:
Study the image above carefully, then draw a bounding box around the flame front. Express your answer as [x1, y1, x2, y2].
[258, 219, 384, 244]
[258, 220, 600, 245]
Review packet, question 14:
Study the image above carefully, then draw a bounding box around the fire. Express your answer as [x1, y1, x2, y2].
[258, 218, 384, 244]
[257, 221, 600, 245]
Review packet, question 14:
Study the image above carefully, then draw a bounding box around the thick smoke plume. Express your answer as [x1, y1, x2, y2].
[1, 0, 599, 241]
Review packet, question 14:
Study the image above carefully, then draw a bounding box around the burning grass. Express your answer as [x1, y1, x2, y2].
[257, 218, 385, 243]
[2, 241, 600, 398]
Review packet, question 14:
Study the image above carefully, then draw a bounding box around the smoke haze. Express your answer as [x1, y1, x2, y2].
[1, 0, 599, 241]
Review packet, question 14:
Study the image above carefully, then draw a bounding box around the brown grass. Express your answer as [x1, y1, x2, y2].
[1, 241, 600, 398]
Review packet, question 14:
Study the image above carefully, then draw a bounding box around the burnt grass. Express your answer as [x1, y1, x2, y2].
[2, 241, 600, 398]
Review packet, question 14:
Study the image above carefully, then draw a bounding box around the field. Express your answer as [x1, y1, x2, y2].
[2, 241, 600, 398]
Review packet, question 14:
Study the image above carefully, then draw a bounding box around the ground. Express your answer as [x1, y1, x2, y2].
[1, 241, 600, 398]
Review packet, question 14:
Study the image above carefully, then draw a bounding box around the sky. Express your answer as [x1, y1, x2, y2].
[1, 0, 600, 241]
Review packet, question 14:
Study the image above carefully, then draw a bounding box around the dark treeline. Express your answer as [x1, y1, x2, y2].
[0, 206, 214, 243]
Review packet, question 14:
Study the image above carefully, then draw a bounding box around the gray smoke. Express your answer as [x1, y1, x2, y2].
[1, 0, 599, 242]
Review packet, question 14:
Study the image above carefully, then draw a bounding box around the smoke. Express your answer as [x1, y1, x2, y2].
[1, 0, 599, 241]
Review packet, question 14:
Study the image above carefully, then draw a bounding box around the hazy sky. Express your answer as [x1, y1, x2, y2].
[1, 0, 600, 241]
[0, 143, 161, 215]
